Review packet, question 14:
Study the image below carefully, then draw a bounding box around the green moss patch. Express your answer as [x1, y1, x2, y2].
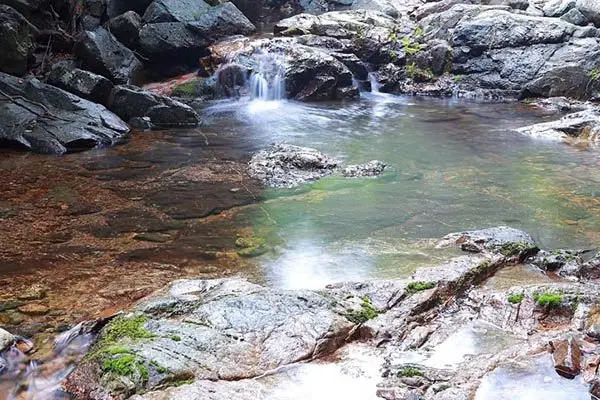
[507, 293, 524, 304]
[235, 236, 269, 258]
[346, 296, 378, 324]
[398, 366, 423, 377]
[406, 281, 436, 294]
[101, 353, 149, 381]
[533, 292, 563, 308]
[496, 242, 536, 257]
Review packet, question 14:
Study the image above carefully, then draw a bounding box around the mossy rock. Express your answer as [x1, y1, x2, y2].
[235, 236, 269, 258]
[405, 281, 436, 294]
[345, 296, 378, 324]
[171, 77, 216, 98]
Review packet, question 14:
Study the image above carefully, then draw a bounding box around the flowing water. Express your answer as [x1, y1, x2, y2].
[2, 83, 600, 397]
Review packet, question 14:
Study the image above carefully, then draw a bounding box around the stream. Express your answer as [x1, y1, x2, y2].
[1, 90, 600, 398]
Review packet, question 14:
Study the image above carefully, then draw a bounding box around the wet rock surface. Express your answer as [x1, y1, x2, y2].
[248, 143, 339, 187]
[342, 160, 387, 177]
[75, 27, 143, 85]
[107, 85, 200, 127]
[0, 5, 38, 76]
[47, 61, 115, 105]
[0, 72, 129, 154]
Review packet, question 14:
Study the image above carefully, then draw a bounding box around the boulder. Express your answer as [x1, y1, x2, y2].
[138, 3, 255, 64]
[452, 10, 575, 52]
[0, 5, 38, 76]
[65, 278, 355, 398]
[560, 8, 588, 25]
[75, 27, 143, 84]
[576, 0, 600, 26]
[283, 44, 357, 101]
[107, 85, 200, 127]
[83, 0, 107, 18]
[106, 11, 142, 49]
[437, 226, 537, 255]
[516, 109, 600, 142]
[142, 0, 211, 23]
[0, 72, 129, 154]
[106, 0, 153, 18]
[342, 160, 386, 177]
[47, 61, 114, 105]
[543, 0, 576, 17]
[248, 143, 338, 187]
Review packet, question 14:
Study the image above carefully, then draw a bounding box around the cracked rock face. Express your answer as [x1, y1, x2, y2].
[248, 142, 339, 187]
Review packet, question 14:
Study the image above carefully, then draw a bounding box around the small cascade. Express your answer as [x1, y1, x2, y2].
[248, 51, 285, 102]
[1, 316, 114, 399]
[368, 72, 381, 94]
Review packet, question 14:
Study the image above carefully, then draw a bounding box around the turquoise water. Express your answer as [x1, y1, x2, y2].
[202, 94, 600, 287]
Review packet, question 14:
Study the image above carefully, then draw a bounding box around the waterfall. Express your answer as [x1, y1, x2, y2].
[368, 72, 380, 94]
[248, 51, 285, 101]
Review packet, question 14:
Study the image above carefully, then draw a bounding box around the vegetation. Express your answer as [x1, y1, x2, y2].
[401, 37, 421, 56]
[397, 366, 423, 377]
[496, 242, 536, 257]
[406, 281, 436, 294]
[589, 68, 600, 82]
[533, 292, 563, 308]
[102, 353, 149, 381]
[171, 81, 198, 97]
[507, 293, 524, 304]
[235, 236, 269, 258]
[101, 315, 154, 344]
[346, 296, 378, 324]
[171, 335, 182, 342]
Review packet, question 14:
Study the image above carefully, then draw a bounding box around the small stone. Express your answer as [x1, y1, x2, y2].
[18, 303, 50, 316]
[17, 284, 46, 301]
[15, 338, 33, 353]
[551, 338, 582, 379]
[342, 160, 386, 178]
[133, 233, 170, 243]
[583, 355, 600, 383]
[0, 300, 24, 312]
[0, 328, 15, 351]
[129, 117, 154, 131]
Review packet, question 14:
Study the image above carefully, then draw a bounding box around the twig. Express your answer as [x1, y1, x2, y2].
[0, 88, 72, 122]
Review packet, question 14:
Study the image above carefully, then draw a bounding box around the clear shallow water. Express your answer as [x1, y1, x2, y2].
[202, 94, 600, 289]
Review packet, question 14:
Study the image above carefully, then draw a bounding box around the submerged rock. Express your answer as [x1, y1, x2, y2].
[0, 72, 129, 154]
[248, 143, 338, 187]
[342, 160, 386, 177]
[550, 338, 582, 379]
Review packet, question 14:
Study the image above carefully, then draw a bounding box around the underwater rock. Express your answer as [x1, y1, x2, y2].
[342, 160, 386, 177]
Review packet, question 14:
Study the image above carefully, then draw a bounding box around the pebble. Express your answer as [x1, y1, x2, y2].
[17, 284, 47, 301]
[18, 303, 50, 316]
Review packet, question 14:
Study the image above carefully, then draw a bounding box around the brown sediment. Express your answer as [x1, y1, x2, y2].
[0, 128, 264, 345]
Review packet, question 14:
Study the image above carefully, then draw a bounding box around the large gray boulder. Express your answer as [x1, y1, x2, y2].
[138, 3, 255, 63]
[576, 0, 600, 26]
[106, 11, 143, 49]
[0, 72, 129, 154]
[75, 27, 143, 84]
[0, 5, 38, 76]
[65, 278, 355, 398]
[142, 0, 211, 23]
[47, 61, 114, 105]
[107, 85, 200, 127]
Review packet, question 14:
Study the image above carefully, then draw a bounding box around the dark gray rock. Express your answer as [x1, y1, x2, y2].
[47, 61, 114, 104]
[106, 11, 142, 49]
[75, 27, 143, 84]
[543, 0, 577, 17]
[0, 72, 129, 154]
[138, 3, 255, 64]
[142, 0, 211, 23]
[108, 85, 200, 127]
[560, 7, 588, 25]
[437, 226, 537, 255]
[80, 15, 102, 30]
[0, 5, 38, 76]
[83, 0, 107, 17]
[106, 0, 152, 18]
[576, 0, 600, 26]
[342, 160, 386, 177]
[128, 116, 154, 130]
[248, 143, 338, 187]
